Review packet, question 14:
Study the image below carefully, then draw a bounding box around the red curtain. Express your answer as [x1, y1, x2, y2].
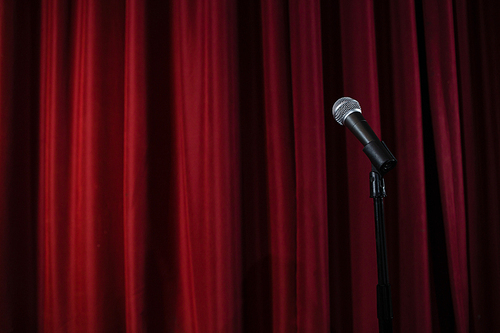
[0, 0, 499, 332]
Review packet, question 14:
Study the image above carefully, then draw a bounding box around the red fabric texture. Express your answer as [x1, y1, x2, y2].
[1, 0, 499, 332]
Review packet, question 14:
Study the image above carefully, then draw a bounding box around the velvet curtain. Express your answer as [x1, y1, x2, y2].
[0, 0, 499, 332]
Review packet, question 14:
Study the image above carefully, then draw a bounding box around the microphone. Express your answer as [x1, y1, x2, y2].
[333, 97, 397, 176]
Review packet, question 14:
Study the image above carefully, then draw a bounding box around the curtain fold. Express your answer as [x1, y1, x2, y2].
[260, 0, 297, 331]
[0, 0, 499, 332]
[374, 0, 432, 331]
[1, 1, 39, 331]
[40, 0, 127, 330]
[171, 0, 241, 331]
[455, 0, 500, 331]
[288, 0, 330, 331]
[421, 1, 469, 331]
[338, 0, 381, 330]
[123, 0, 147, 331]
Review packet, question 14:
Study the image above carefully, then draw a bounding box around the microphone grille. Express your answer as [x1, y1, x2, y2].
[332, 97, 362, 125]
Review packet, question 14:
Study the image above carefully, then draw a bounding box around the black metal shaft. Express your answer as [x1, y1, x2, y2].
[370, 169, 393, 333]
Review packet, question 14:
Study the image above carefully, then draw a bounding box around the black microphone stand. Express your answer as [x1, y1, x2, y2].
[332, 96, 396, 332]
[370, 165, 393, 333]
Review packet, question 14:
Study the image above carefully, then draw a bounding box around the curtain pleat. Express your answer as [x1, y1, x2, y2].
[456, 0, 500, 331]
[288, 0, 330, 331]
[421, 0, 469, 331]
[40, 0, 70, 330]
[1, 1, 39, 331]
[374, 0, 432, 331]
[123, 0, 147, 331]
[171, 0, 241, 331]
[0, 1, 14, 330]
[41, 0, 126, 331]
[0, 0, 498, 332]
[260, 0, 297, 331]
[338, 0, 381, 331]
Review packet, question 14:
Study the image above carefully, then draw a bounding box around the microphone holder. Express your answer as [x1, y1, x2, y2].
[370, 165, 394, 333]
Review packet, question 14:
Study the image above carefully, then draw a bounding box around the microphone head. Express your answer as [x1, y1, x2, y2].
[332, 97, 362, 125]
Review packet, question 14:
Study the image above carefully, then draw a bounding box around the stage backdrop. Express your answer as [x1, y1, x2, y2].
[0, 0, 499, 332]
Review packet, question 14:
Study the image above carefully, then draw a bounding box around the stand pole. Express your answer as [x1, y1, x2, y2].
[370, 166, 393, 333]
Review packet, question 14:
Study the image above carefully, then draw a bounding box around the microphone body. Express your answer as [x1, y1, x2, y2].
[343, 112, 379, 146]
[333, 97, 397, 176]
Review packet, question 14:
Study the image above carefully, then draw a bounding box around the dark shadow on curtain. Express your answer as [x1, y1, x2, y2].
[415, 1, 456, 331]
[144, 1, 179, 331]
[3, 1, 40, 331]
[237, 1, 273, 332]
[320, 0, 354, 332]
